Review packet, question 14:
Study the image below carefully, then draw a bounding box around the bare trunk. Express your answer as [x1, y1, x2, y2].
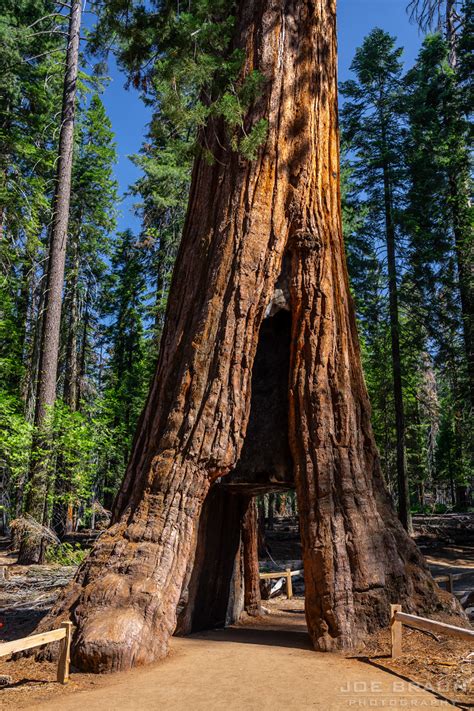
[31, 0, 82, 431]
[23, 261, 47, 424]
[257, 498, 266, 556]
[38, 0, 441, 670]
[446, 0, 474, 406]
[267, 493, 275, 530]
[76, 300, 89, 410]
[20, 259, 40, 409]
[382, 146, 412, 534]
[446, 0, 457, 68]
[63, 236, 80, 409]
[16, 264, 46, 515]
[53, 242, 80, 536]
[449, 172, 474, 407]
[242, 498, 262, 616]
[19, 0, 82, 562]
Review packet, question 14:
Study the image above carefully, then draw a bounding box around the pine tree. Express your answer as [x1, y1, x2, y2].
[0, 1, 65, 405]
[52, 93, 118, 535]
[62, 93, 118, 409]
[403, 33, 472, 504]
[342, 163, 396, 485]
[340, 29, 413, 531]
[18, 0, 83, 563]
[98, 229, 148, 508]
[131, 113, 193, 359]
[0, 1, 66, 521]
[408, 0, 473, 405]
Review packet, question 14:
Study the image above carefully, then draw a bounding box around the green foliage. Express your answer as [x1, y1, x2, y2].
[0, 2, 65, 417]
[402, 31, 472, 497]
[0, 393, 33, 494]
[45, 542, 89, 566]
[50, 402, 100, 502]
[342, 19, 473, 508]
[341, 29, 408, 495]
[90, 1, 266, 162]
[240, 119, 268, 160]
[0, 0, 65, 226]
[0, 6, 123, 528]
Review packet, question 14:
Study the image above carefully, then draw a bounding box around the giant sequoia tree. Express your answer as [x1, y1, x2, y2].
[41, 0, 441, 672]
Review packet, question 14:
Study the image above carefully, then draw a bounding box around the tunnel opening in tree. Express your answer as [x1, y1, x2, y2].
[175, 298, 297, 634]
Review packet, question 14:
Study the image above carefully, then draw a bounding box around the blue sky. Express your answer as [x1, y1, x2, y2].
[94, 0, 423, 233]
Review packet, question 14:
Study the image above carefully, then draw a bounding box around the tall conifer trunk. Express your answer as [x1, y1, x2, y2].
[40, 0, 441, 671]
[63, 235, 80, 410]
[77, 300, 89, 410]
[381, 128, 412, 534]
[242, 498, 262, 616]
[52, 235, 80, 537]
[18, 0, 82, 562]
[445, 0, 474, 407]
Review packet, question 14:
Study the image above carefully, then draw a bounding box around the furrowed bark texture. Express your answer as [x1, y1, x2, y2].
[241, 497, 263, 616]
[39, 0, 441, 671]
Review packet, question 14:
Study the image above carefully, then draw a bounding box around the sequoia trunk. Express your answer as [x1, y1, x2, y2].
[39, 0, 441, 670]
[242, 498, 262, 616]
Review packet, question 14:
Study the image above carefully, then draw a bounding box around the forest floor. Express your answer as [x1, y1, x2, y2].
[0, 516, 473, 709]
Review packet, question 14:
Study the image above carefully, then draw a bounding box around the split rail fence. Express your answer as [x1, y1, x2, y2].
[259, 569, 302, 599]
[433, 573, 465, 593]
[390, 604, 474, 658]
[0, 621, 73, 684]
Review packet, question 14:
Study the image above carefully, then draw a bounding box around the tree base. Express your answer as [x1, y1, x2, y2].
[17, 535, 46, 565]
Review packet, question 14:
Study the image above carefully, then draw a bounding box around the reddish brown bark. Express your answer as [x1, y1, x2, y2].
[242, 498, 262, 616]
[39, 0, 444, 671]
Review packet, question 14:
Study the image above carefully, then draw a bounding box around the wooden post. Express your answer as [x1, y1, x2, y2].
[447, 574, 454, 594]
[57, 621, 73, 684]
[390, 604, 402, 658]
[286, 569, 293, 600]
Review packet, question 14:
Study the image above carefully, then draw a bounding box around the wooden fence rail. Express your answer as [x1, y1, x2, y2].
[433, 573, 466, 593]
[259, 569, 303, 600]
[390, 604, 474, 658]
[0, 622, 73, 684]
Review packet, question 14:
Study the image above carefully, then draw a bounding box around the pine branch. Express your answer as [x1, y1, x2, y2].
[26, 13, 69, 31]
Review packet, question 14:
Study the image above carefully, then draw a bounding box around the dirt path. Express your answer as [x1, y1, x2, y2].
[0, 539, 16, 570]
[1, 607, 453, 711]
